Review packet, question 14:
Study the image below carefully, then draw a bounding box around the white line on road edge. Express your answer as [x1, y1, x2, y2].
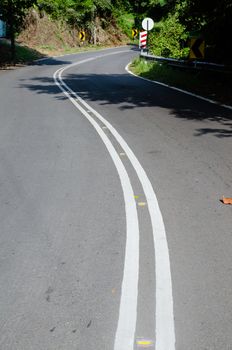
[54, 50, 176, 350]
[125, 62, 232, 111]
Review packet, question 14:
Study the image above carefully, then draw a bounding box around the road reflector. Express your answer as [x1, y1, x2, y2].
[221, 196, 232, 205]
[138, 202, 147, 207]
[136, 338, 154, 347]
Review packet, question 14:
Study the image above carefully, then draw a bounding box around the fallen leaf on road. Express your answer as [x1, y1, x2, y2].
[221, 196, 232, 205]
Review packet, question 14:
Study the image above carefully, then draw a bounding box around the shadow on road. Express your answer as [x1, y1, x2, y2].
[19, 75, 67, 99]
[19, 70, 232, 138]
[31, 58, 72, 66]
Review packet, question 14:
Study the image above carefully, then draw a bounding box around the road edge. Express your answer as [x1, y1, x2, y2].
[125, 62, 232, 111]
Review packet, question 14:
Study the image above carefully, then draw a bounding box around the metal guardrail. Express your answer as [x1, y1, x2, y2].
[140, 51, 232, 74]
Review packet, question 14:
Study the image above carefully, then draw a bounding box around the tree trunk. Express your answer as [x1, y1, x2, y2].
[8, 0, 16, 64]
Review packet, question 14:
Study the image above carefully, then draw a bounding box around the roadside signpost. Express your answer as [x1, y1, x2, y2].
[189, 37, 205, 59]
[139, 31, 147, 50]
[79, 30, 85, 42]
[142, 17, 154, 32]
[141, 17, 154, 53]
[132, 28, 138, 40]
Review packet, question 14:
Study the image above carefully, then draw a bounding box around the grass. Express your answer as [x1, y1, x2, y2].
[38, 44, 56, 51]
[130, 57, 200, 88]
[0, 40, 44, 67]
[16, 44, 44, 62]
[130, 57, 232, 107]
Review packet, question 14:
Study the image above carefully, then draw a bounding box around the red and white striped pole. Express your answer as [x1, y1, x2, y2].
[141, 18, 154, 54]
[139, 31, 147, 51]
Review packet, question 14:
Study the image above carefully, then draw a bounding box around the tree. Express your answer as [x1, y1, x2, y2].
[0, 0, 37, 62]
[178, 0, 232, 62]
[137, 0, 232, 62]
[149, 7, 188, 58]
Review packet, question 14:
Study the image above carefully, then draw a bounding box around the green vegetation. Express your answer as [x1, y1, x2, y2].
[0, 40, 43, 66]
[114, 12, 134, 38]
[130, 56, 199, 87]
[130, 57, 232, 106]
[1, 0, 231, 64]
[147, 0, 232, 63]
[0, 0, 36, 62]
[149, 9, 189, 58]
[14, 43, 43, 61]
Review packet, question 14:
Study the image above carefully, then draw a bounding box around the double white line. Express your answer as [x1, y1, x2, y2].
[53, 49, 175, 350]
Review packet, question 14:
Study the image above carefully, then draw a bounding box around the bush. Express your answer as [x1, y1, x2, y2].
[149, 10, 189, 59]
[113, 11, 134, 38]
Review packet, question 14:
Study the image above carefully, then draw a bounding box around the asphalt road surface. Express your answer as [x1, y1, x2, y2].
[0, 46, 232, 350]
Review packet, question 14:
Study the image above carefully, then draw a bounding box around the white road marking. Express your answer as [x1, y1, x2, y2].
[53, 50, 176, 350]
[54, 62, 139, 350]
[125, 62, 232, 111]
[35, 45, 128, 62]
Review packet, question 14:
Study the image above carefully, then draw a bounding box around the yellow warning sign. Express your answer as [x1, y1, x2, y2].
[136, 338, 154, 347]
[79, 30, 85, 42]
[189, 37, 205, 59]
[132, 28, 138, 39]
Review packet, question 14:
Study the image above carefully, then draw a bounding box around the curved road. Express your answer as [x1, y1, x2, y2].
[0, 46, 231, 350]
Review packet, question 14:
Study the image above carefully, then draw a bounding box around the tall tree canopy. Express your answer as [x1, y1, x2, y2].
[178, 0, 232, 62]
[0, 0, 231, 63]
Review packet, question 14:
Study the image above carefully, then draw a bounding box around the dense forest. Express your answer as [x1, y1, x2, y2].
[0, 0, 231, 63]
